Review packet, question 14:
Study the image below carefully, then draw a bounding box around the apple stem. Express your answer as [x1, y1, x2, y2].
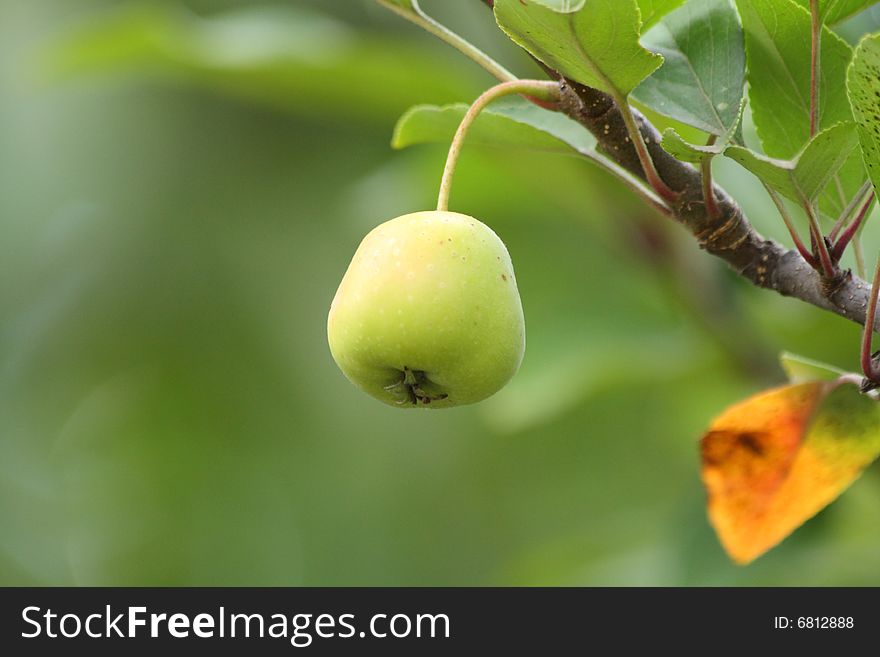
[437, 80, 561, 212]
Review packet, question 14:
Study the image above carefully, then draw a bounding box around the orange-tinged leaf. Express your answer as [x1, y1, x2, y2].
[700, 382, 880, 565]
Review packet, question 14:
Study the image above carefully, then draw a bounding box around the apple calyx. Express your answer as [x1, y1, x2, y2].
[384, 367, 449, 406]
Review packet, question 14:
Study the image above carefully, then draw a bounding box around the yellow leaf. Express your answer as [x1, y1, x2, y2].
[700, 381, 880, 564]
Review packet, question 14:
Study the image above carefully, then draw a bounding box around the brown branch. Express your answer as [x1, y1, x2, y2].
[555, 80, 877, 331]
[834, 192, 875, 260]
[474, 0, 878, 333]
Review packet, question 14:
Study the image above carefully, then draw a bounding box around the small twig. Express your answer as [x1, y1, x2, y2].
[809, 0, 821, 137]
[833, 176, 847, 214]
[804, 202, 836, 278]
[437, 80, 561, 212]
[861, 255, 880, 382]
[829, 179, 873, 241]
[765, 185, 816, 267]
[702, 135, 720, 220]
[837, 372, 867, 388]
[854, 236, 867, 279]
[610, 90, 678, 204]
[833, 191, 875, 260]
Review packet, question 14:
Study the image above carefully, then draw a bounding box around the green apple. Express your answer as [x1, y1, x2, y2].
[328, 210, 525, 408]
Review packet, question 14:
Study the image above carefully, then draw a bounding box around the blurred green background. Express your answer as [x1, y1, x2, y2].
[2, 0, 880, 586]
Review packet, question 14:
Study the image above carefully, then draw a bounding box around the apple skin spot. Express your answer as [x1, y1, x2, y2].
[327, 210, 525, 408]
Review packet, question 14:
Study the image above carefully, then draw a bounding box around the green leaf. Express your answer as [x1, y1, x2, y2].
[736, 0, 865, 218]
[44, 3, 475, 121]
[661, 129, 723, 163]
[701, 380, 880, 564]
[779, 351, 847, 383]
[660, 97, 746, 164]
[736, 0, 854, 157]
[637, 0, 687, 31]
[494, 0, 663, 97]
[392, 97, 596, 155]
[792, 0, 877, 24]
[392, 97, 666, 208]
[725, 122, 859, 205]
[847, 33, 880, 198]
[634, 0, 745, 137]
